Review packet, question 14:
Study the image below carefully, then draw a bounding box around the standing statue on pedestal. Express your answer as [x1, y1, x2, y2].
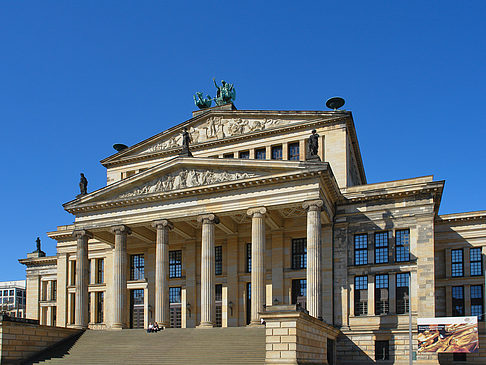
[79, 173, 88, 195]
[36, 237, 41, 252]
[179, 127, 193, 157]
[307, 130, 321, 161]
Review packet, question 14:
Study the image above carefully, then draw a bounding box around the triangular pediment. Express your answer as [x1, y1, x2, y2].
[64, 157, 332, 213]
[101, 109, 345, 166]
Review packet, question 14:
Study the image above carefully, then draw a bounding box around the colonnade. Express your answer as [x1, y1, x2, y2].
[72, 200, 324, 329]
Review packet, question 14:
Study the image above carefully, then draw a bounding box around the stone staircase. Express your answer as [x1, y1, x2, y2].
[26, 327, 266, 365]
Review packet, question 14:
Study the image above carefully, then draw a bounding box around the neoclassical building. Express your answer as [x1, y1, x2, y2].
[20, 102, 486, 363]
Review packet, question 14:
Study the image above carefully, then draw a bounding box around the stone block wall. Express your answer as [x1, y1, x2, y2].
[261, 305, 339, 364]
[0, 316, 81, 364]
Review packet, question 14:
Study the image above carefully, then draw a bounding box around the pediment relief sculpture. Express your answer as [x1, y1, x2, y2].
[138, 117, 304, 155]
[118, 169, 260, 199]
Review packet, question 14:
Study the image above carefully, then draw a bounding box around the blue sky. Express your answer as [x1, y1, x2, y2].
[0, 1, 485, 281]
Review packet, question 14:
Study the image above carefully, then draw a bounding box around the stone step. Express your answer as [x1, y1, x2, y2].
[28, 327, 265, 365]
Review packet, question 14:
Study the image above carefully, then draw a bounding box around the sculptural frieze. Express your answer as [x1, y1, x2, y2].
[118, 169, 259, 198]
[137, 117, 301, 156]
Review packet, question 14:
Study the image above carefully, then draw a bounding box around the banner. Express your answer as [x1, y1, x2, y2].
[417, 317, 479, 353]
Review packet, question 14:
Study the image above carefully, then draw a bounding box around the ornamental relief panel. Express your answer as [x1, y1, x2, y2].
[138, 117, 305, 155]
[117, 169, 260, 199]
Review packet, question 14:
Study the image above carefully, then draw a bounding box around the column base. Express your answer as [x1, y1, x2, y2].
[111, 323, 125, 330]
[196, 322, 214, 328]
[72, 324, 87, 330]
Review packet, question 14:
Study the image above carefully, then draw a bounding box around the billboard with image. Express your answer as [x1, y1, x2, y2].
[417, 317, 479, 353]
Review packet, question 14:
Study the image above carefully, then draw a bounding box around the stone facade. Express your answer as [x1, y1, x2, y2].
[19, 103, 486, 364]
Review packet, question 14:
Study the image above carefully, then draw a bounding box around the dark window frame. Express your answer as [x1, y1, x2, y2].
[169, 287, 181, 304]
[96, 258, 104, 284]
[375, 274, 389, 315]
[130, 254, 145, 281]
[354, 234, 368, 266]
[246, 243, 252, 273]
[292, 238, 307, 269]
[288, 142, 300, 161]
[470, 248, 482, 276]
[375, 340, 390, 361]
[255, 148, 266, 160]
[451, 249, 464, 277]
[354, 276, 368, 316]
[452, 285, 465, 316]
[169, 250, 182, 278]
[271, 145, 283, 160]
[395, 229, 410, 262]
[374, 232, 389, 264]
[239, 151, 250, 159]
[471, 285, 483, 320]
[396, 273, 410, 314]
[215, 246, 223, 276]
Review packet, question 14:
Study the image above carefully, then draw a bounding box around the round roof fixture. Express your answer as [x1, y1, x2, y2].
[325, 97, 345, 110]
[113, 143, 128, 152]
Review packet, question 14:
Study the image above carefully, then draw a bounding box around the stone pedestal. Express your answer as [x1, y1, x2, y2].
[247, 207, 266, 325]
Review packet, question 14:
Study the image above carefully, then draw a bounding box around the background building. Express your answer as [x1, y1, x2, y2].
[19, 102, 486, 364]
[0, 280, 26, 318]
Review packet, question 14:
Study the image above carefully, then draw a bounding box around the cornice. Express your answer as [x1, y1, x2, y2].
[65, 167, 333, 214]
[100, 111, 350, 168]
[436, 210, 486, 224]
[18, 256, 57, 267]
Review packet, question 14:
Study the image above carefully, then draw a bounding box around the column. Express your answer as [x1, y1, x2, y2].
[303, 200, 323, 319]
[197, 214, 219, 327]
[247, 207, 266, 325]
[73, 230, 92, 329]
[112, 225, 131, 329]
[152, 219, 173, 328]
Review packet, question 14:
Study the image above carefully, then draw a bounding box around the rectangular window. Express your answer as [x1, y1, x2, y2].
[452, 286, 465, 316]
[374, 232, 389, 264]
[96, 259, 104, 284]
[271, 145, 282, 160]
[471, 285, 483, 320]
[130, 254, 145, 281]
[395, 229, 410, 262]
[288, 142, 300, 161]
[51, 281, 57, 301]
[96, 292, 104, 323]
[215, 284, 223, 302]
[70, 261, 76, 286]
[255, 148, 266, 160]
[88, 259, 92, 284]
[354, 276, 368, 316]
[354, 234, 368, 265]
[291, 279, 307, 309]
[246, 243, 251, 273]
[169, 287, 181, 304]
[215, 246, 223, 275]
[470, 248, 482, 276]
[375, 274, 389, 315]
[239, 151, 249, 159]
[292, 238, 307, 269]
[453, 353, 467, 362]
[451, 249, 464, 277]
[169, 250, 182, 278]
[396, 273, 410, 314]
[223, 153, 234, 159]
[375, 340, 389, 361]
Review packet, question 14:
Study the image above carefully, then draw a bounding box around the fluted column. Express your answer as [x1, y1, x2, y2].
[73, 230, 92, 329]
[111, 225, 131, 329]
[152, 219, 173, 327]
[303, 200, 323, 319]
[197, 214, 219, 327]
[247, 207, 266, 325]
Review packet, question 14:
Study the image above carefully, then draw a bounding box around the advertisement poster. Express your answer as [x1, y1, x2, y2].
[417, 317, 479, 353]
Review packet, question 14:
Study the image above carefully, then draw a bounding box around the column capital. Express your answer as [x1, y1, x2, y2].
[247, 207, 267, 218]
[302, 200, 324, 212]
[152, 219, 174, 230]
[72, 230, 93, 239]
[111, 225, 132, 235]
[197, 214, 219, 225]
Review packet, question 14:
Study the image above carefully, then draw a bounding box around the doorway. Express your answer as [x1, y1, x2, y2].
[130, 289, 144, 329]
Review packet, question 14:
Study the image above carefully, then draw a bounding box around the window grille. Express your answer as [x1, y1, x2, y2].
[452, 286, 464, 316]
[292, 238, 307, 269]
[470, 248, 482, 276]
[288, 142, 300, 160]
[354, 234, 368, 265]
[130, 254, 145, 281]
[215, 246, 223, 275]
[396, 273, 410, 314]
[451, 249, 464, 277]
[169, 250, 182, 278]
[271, 145, 282, 160]
[255, 148, 266, 160]
[375, 274, 389, 315]
[354, 276, 368, 316]
[374, 232, 389, 264]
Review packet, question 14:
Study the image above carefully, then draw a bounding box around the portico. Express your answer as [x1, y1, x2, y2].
[60, 157, 338, 329]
